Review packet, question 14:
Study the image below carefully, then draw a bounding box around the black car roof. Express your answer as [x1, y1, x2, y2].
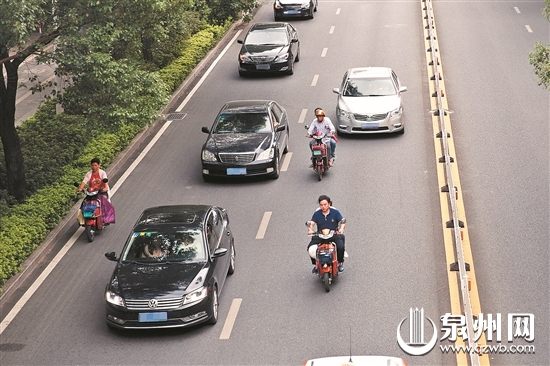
[133, 205, 212, 231]
[222, 100, 272, 113]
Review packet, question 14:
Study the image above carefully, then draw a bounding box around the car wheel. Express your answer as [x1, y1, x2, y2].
[283, 134, 289, 154]
[295, 48, 300, 62]
[275, 14, 281, 21]
[206, 286, 219, 325]
[314, 0, 318, 11]
[397, 127, 405, 135]
[286, 60, 294, 75]
[309, 7, 314, 19]
[271, 155, 280, 179]
[228, 242, 236, 275]
[238, 70, 246, 77]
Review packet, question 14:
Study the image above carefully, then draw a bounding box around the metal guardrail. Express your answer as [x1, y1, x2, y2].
[422, 0, 481, 365]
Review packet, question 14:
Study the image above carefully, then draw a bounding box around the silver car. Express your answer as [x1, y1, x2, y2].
[333, 67, 407, 135]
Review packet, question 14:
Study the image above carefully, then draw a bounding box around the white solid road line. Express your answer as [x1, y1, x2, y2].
[176, 30, 242, 112]
[219, 298, 243, 339]
[255, 211, 272, 239]
[0, 119, 176, 335]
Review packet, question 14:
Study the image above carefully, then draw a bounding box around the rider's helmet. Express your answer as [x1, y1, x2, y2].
[315, 109, 326, 117]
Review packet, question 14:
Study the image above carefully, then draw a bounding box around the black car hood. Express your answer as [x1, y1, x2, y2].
[242, 44, 287, 57]
[114, 262, 205, 299]
[206, 133, 272, 153]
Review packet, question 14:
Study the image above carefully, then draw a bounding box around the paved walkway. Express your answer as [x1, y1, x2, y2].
[13, 32, 56, 127]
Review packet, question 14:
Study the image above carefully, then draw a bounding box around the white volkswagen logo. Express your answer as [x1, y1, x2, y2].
[148, 299, 158, 308]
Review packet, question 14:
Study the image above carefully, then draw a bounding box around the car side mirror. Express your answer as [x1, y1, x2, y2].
[291, 38, 298, 43]
[201, 127, 210, 133]
[275, 125, 286, 132]
[105, 252, 118, 261]
[399, 86, 408, 93]
[212, 247, 228, 258]
[332, 88, 341, 95]
[237, 39, 243, 44]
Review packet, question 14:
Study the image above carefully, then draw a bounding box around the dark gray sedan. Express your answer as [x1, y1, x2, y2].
[201, 100, 290, 181]
[237, 22, 300, 76]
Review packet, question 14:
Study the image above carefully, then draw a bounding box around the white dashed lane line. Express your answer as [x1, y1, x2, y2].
[219, 298, 242, 340]
[255, 211, 272, 239]
[311, 74, 319, 87]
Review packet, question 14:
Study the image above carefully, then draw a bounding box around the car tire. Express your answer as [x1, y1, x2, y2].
[206, 286, 219, 325]
[228, 242, 236, 275]
[286, 61, 294, 75]
[238, 70, 246, 77]
[309, 7, 314, 19]
[275, 14, 281, 21]
[314, 0, 318, 11]
[283, 134, 289, 154]
[271, 155, 280, 179]
[295, 49, 300, 62]
[397, 127, 405, 135]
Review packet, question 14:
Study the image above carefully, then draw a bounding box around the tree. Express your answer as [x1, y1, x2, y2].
[529, 0, 550, 88]
[0, 0, 53, 202]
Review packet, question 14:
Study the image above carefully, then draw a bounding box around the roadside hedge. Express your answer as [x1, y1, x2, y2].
[0, 22, 232, 291]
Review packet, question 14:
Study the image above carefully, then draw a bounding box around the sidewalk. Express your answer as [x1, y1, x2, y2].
[13, 31, 56, 126]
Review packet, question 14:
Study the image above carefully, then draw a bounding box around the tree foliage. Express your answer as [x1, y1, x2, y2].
[529, 0, 550, 89]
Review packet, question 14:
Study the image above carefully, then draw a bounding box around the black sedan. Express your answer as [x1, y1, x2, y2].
[201, 100, 289, 181]
[274, 0, 318, 20]
[104, 205, 235, 329]
[237, 22, 300, 76]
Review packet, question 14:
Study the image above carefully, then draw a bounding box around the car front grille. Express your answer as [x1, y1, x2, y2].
[219, 152, 255, 164]
[354, 113, 388, 121]
[250, 56, 276, 63]
[125, 297, 182, 311]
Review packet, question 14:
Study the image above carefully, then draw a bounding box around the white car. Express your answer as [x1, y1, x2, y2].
[333, 67, 408, 135]
[303, 355, 408, 366]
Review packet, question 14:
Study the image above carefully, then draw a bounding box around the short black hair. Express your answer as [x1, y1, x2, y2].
[91, 157, 101, 165]
[318, 195, 332, 205]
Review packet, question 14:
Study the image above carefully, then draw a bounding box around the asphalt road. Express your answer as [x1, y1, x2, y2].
[1, 1, 548, 365]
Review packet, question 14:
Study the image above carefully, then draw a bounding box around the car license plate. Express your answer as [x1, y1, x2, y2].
[139, 312, 168, 322]
[227, 167, 247, 175]
[256, 64, 270, 70]
[361, 122, 379, 130]
[285, 10, 300, 14]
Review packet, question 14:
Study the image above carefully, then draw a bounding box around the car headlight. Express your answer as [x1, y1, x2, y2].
[274, 53, 289, 62]
[257, 148, 274, 160]
[202, 149, 217, 162]
[106, 290, 125, 307]
[337, 108, 352, 120]
[239, 54, 252, 62]
[183, 286, 208, 305]
[390, 107, 402, 117]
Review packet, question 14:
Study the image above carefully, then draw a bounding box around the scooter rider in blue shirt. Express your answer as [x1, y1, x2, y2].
[307, 195, 346, 272]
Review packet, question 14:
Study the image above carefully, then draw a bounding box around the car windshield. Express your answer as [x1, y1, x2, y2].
[121, 230, 206, 263]
[343, 77, 396, 97]
[213, 112, 272, 133]
[245, 29, 288, 45]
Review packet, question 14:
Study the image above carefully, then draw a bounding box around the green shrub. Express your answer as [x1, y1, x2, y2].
[0, 21, 232, 292]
